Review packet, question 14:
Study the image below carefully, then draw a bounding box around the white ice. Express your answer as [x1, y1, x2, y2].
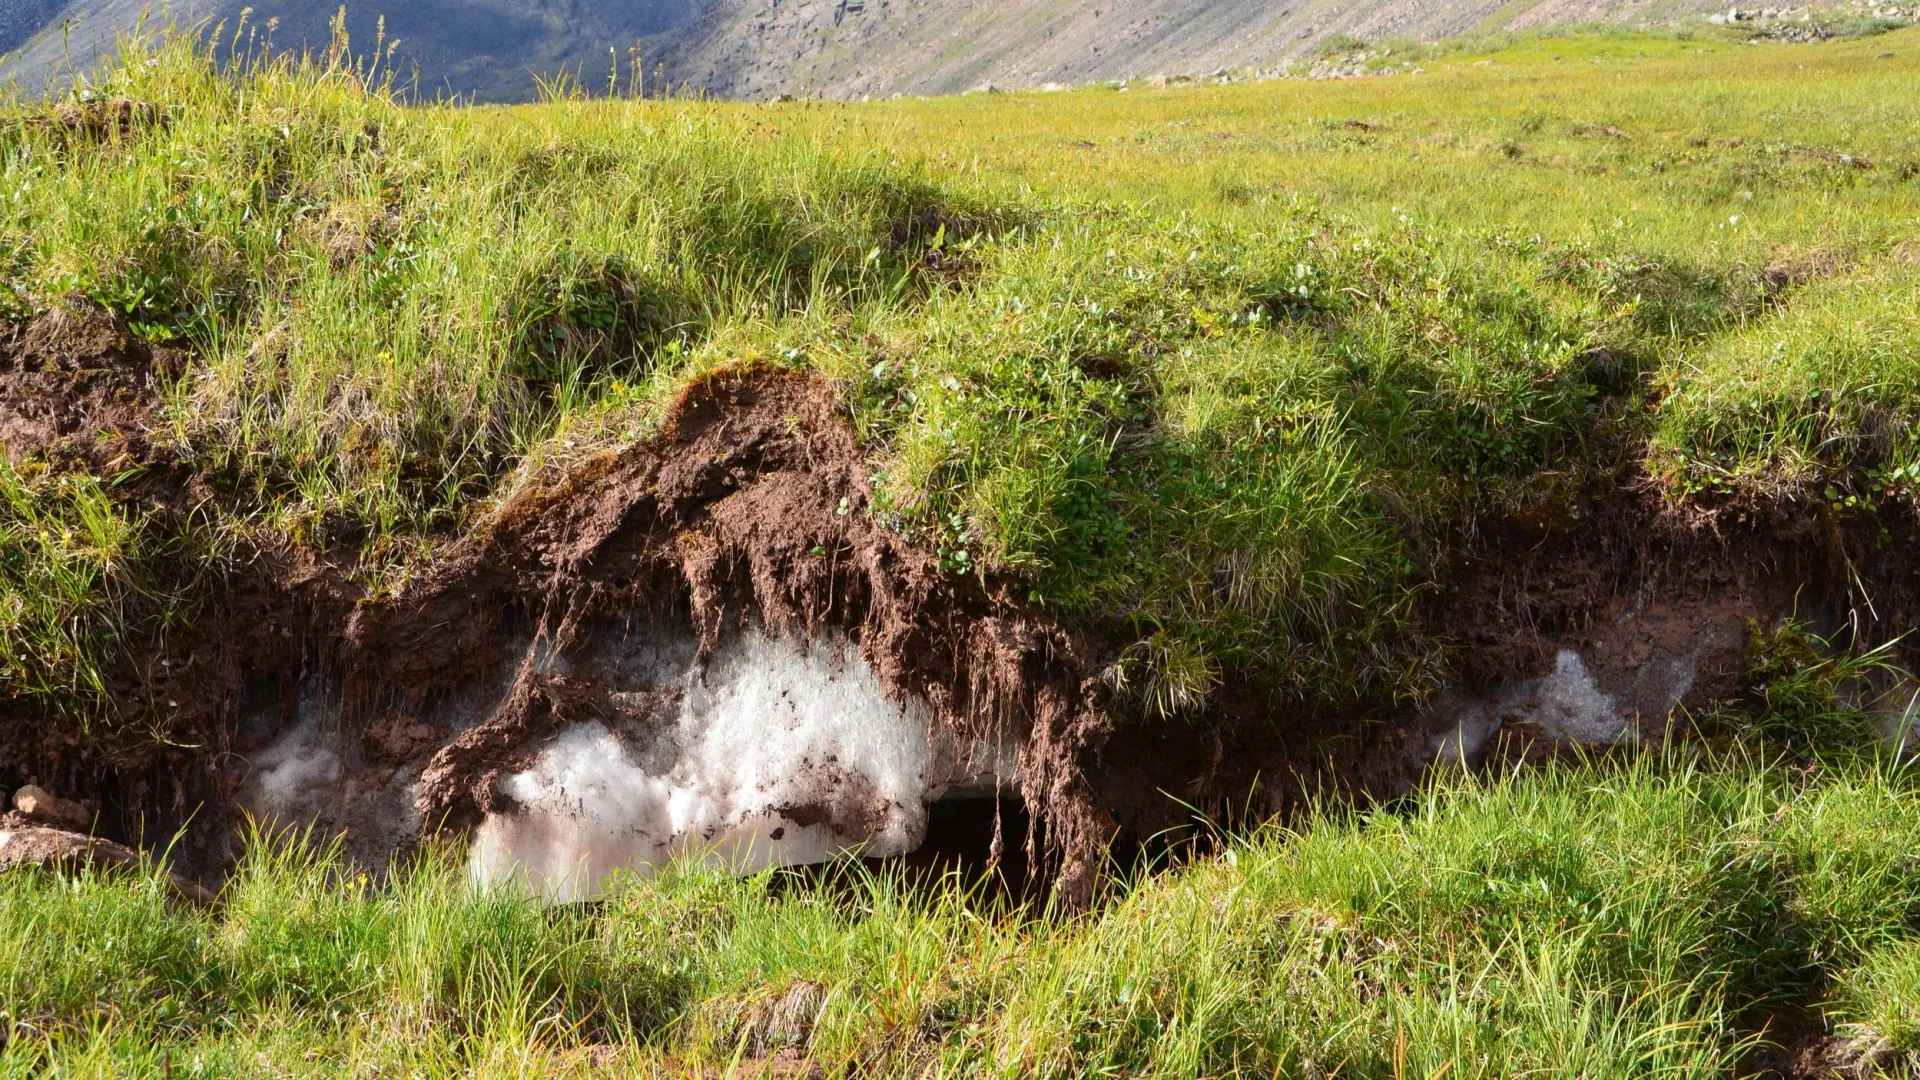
[470, 628, 1008, 901]
[243, 714, 343, 818]
[1533, 649, 1637, 744]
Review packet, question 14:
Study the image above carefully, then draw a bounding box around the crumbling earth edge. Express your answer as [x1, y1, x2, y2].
[4, 305, 1920, 907]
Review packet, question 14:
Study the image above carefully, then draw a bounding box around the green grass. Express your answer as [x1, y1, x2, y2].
[7, 24, 1920, 1077]
[7, 25, 1912, 718]
[7, 753, 1920, 1077]
[0, 461, 146, 705]
[1, 28, 1918, 720]
[1651, 264, 1920, 500]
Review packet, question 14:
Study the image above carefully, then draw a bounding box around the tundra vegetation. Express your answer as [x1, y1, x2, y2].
[2, 20, 1920, 1076]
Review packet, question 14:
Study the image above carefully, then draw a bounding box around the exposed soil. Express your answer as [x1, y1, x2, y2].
[1440, 475, 1920, 710]
[0, 357, 1111, 900]
[6, 307, 1920, 906]
[369, 366, 1114, 903]
[0, 302, 351, 865]
[1744, 1007, 1891, 1080]
[0, 309, 1105, 897]
[0, 300, 185, 471]
[0, 98, 166, 153]
[1091, 471, 1920, 847]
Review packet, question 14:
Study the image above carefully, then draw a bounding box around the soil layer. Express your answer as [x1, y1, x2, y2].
[5, 309, 1920, 903]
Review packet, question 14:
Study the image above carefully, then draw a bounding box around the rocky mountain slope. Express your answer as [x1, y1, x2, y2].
[649, 0, 1725, 100]
[0, 0, 68, 59]
[4, 0, 1732, 101]
[1, 0, 709, 102]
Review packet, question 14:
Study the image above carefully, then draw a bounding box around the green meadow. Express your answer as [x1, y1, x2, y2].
[3, 20, 1920, 1076]
[3, 23, 1917, 718]
[7, 749, 1920, 1077]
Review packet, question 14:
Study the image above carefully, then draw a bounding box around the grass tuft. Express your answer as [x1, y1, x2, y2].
[4, 25, 1920, 728]
[7, 753, 1920, 1074]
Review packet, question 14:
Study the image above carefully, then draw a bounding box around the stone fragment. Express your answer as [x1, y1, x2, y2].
[0, 825, 216, 904]
[12, 784, 91, 830]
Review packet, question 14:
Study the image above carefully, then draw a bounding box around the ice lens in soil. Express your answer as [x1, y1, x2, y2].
[470, 628, 1012, 900]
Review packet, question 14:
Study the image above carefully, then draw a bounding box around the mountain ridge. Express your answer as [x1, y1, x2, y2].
[2, 1, 709, 102]
[4, 0, 1730, 102]
[647, 0, 1724, 100]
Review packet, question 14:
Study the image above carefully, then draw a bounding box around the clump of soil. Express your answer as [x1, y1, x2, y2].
[1, 98, 165, 149]
[0, 300, 185, 470]
[353, 366, 1113, 903]
[1742, 1006, 1904, 1080]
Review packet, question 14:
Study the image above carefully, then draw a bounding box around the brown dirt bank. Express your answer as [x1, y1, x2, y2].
[0, 300, 185, 472]
[346, 365, 1114, 902]
[1093, 474, 1920, 847]
[0, 302, 254, 850]
[4, 355, 1116, 901]
[4, 318, 1919, 901]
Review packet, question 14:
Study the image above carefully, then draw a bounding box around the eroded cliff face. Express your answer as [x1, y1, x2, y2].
[7, 307, 1920, 904]
[185, 368, 1108, 902]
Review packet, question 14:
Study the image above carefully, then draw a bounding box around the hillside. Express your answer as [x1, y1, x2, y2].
[647, 0, 1726, 99]
[6, 0, 1748, 101]
[0, 0, 65, 59]
[3, 23, 1920, 1077]
[0, 0, 710, 102]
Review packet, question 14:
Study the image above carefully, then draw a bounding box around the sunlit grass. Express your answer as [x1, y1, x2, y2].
[0, 461, 145, 705]
[2, 25, 1917, 728]
[5, 752, 1920, 1076]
